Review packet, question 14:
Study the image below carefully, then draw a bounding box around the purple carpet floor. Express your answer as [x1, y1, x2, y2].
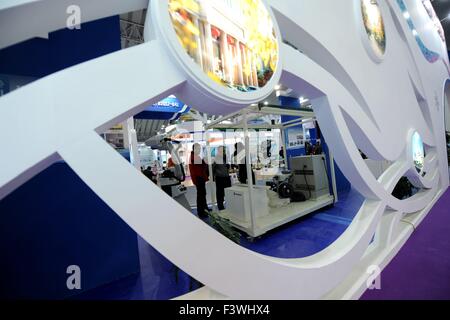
[361, 188, 450, 300]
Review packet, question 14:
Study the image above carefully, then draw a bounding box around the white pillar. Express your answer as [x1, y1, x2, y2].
[126, 118, 141, 170]
[219, 33, 232, 83]
[281, 128, 288, 169]
[204, 22, 214, 72]
[206, 131, 217, 207]
[241, 46, 249, 86]
[192, 17, 204, 70]
[251, 54, 258, 87]
[235, 40, 244, 86]
[243, 114, 256, 236]
[247, 51, 254, 86]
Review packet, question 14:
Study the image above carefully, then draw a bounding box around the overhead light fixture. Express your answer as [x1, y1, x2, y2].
[299, 96, 309, 103]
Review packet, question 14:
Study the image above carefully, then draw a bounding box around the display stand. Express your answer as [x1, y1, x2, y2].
[206, 104, 337, 239]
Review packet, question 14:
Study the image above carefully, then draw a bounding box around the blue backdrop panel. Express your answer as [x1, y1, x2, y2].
[0, 16, 140, 299]
[0, 162, 140, 299]
[321, 137, 352, 195]
[278, 96, 351, 196]
[0, 16, 121, 77]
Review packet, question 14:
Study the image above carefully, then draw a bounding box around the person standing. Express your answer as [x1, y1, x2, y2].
[189, 143, 209, 218]
[213, 146, 232, 211]
[233, 142, 255, 185]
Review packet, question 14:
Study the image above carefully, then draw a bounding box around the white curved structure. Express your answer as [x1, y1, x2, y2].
[0, 0, 448, 299]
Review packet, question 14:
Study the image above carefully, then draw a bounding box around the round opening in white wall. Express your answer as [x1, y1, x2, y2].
[412, 131, 425, 173]
[168, 0, 279, 92]
[151, 0, 281, 110]
[358, 0, 386, 62]
[421, 0, 445, 43]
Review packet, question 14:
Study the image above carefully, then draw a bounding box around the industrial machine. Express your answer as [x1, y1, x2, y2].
[221, 154, 334, 238]
[224, 185, 271, 223]
[267, 155, 331, 202]
[289, 155, 331, 200]
[145, 134, 191, 211]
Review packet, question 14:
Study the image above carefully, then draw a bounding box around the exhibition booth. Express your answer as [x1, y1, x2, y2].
[0, 0, 449, 300]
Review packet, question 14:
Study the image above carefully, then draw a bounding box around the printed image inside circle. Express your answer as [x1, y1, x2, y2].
[360, 0, 386, 59]
[168, 0, 279, 93]
[412, 132, 425, 173]
[421, 0, 445, 42]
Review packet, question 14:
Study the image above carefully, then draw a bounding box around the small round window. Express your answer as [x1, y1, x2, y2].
[421, 0, 445, 43]
[360, 0, 386, 61]
[412, 132, 425, 173]
[168, 0, 279, 93]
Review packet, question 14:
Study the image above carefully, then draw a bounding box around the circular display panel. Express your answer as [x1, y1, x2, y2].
[421, 0, 445, 43]
[412, 132, 425, 173]
[168, 0, 279, 93]
[360, 0, 386, 60]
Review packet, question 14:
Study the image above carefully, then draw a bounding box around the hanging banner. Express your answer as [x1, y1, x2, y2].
[135, 95, 191, 120]
[286, 126, 304, 150]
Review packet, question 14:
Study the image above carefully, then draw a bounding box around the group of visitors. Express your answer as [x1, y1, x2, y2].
[188, 142, 253, 218]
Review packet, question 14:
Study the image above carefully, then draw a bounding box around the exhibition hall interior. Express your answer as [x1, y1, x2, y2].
[1, 0, 450, 300]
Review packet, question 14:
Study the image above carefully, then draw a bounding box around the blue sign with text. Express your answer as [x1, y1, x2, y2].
[135, 95, 190, 120]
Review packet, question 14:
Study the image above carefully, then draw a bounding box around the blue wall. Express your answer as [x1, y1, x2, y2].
[321, 136, 352, 196]
[279, 96, 351, 197]
[0, 162, 139, 299]
[0, 17, 140, 299]
[0, 16, 121, 77]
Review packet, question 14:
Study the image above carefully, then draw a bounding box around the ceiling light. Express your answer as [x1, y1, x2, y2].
[299, 96, 309, 104]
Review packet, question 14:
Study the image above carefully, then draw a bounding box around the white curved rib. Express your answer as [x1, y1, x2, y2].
[0, 40, 186, 200]
[281, 43, 436, 214]
[58, 129, 387, 299]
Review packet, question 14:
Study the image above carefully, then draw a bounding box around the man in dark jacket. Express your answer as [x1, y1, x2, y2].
[189, 143, 209, 218]
[233, 142, 255, 185]
[213, 146, 232, 211]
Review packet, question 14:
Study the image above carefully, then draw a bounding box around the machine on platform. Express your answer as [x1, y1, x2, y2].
[221, 155, 334, 239]
[290, 155, 331, 200]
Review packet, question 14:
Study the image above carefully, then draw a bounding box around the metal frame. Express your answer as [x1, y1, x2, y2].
[205, 104, 338, 232]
